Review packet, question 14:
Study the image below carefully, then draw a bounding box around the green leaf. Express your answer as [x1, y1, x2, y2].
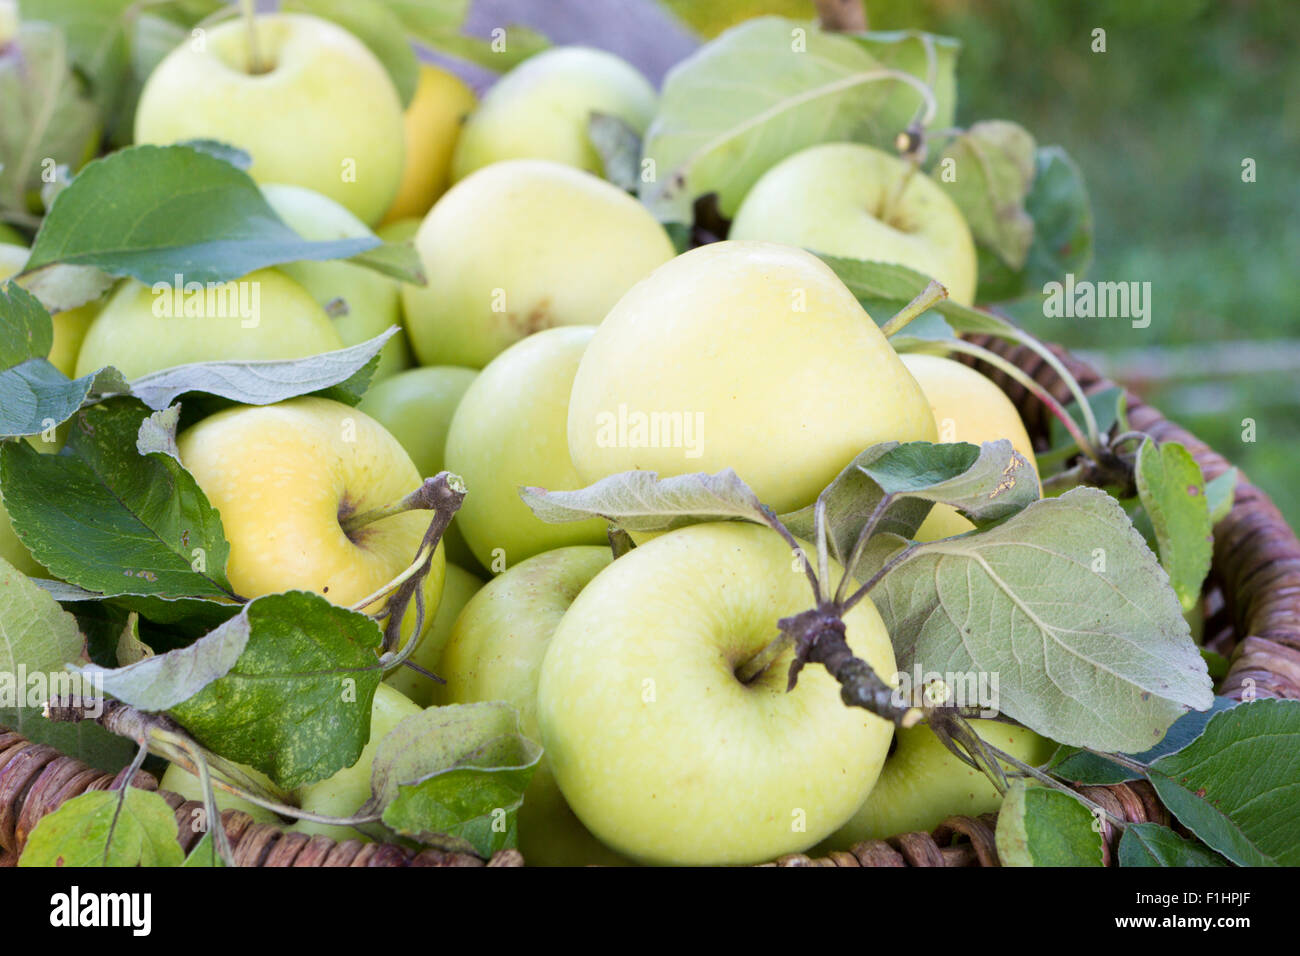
[0, 280, 53, 368]
[24, 145, 376, 284]
[0, 22, 101, 216]
[121, 328, 395, 410]
[286, 0, 419, 106]
[875, 488, 1214, 753]
[1048, 696, 1239, 785]
[375, 702, 542, 857]
[1135, 439, 1212, 611]
[975, 146, 1094, 304]
[347, 240, 425, 284]
[168, 591, 384, 790]
[1043, 386, 1124, 461]
[0, 549, 85, 682]
[18, 787, 184, 867]
[1147, 698, 1300, 866]
[846, 30, 960, 135]
[0, 397, 235, 600]
[995, 782, 1103, 866]
[521, 468, 768, 533]
[588, 112, 643, 192]
[1204, 468, 1237, 525]
[936, 120, 1037, 271]
[858, 439, 1038, 525]
[178, 139, 251, 170]
[18, 261, 116, 314]
[1118, 823, 1229, 867]
[113, 611, 151, 666]
[181, 829, 226, 867]
[641, 17, 945, 221]
[0, 358, 96, 438]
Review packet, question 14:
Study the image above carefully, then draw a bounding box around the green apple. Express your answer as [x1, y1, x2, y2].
[451, 46, 656, 182]
[900, 353, 1040, 541]
[446, 326, 608, 571]
[134, 13, 404, 225]
[74, 268, 343, 380]
[730, 143, 978, 305]
[567, 240, 938, 515]
[291, 683, 422, 842]
[1, 242, 100, 379]
[176, 397, 444, 637]
[820, 719, 1057, 848]
[0, 499, 42, 576]
[261, 183, 411, 381]
[538, 522, 898, 866]
[381, 63, 477, 225]
[383, 563, 484, 707]
[356, 365, 480, 571]
[160, 760, 282, 826]
[400, 159, 675, 368]
[437, 546, 630, 866]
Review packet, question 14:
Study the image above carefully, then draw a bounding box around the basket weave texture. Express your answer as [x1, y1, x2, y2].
[2, 336, 1296, 867]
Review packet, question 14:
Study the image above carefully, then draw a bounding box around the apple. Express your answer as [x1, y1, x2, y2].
[356, 365, 480, 571]
[175, 397, 445, 638]
[160, 759, 282, 827]
[134, 13, 405, 225]
[400, 159, 675, 369]
[375, 218, 420, 245]
[445, 327, 608, 571]
[0, 500, 42, 577]
[383, 563, 484, 707]
[819, 719, 1058, 848]
[1, 243, 100, 380]
[537, 521, 898, 866]
[450, 46, 656, 182]
[436, 545, 630, 865]
[74, 268, 343, 381]
[730, 143, 979, 306]
[567, 240, 938, 515]
[291, 683, 422, 842]
[899, 353, 1040, 541]
[380, 64, 477, 226]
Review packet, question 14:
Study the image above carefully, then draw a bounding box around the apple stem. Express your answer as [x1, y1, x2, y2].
[877, 158, 920, 229]
[339, 472, 466, 536]
[735, 631, 793, 685]
[880, 279, 948, 339]
[607, 525, 635, 559]
[240, 0, 264, 75]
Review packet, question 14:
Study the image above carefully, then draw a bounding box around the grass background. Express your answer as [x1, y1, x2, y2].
[662, 0, 1300, 525]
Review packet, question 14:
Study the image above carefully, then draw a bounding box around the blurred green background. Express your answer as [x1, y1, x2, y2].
[663, 0, 1300, 525]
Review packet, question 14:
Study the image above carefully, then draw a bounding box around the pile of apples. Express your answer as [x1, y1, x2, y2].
[1, 11, 1060, 866]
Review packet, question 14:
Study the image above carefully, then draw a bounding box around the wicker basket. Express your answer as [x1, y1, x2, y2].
[2, 333, 1296, 868]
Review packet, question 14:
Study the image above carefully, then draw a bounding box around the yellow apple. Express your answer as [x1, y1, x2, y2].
[538, 522, 897, 866]
[820, 719, 1058, 848]
[567, 240, 938, 515]
[400, 159, 675, 369]
[261, 183, 412, 381]
[437, 546, 630, 866]
[356, 365, 480, 571]
[900, 353, 1039, 541]
[451, 46, 656, 182]
[730, 143, 978, 305]
[291, 683, 422, 842]
[134, 13, 405, 225]
[175, 397, 444, 636]
[380, 64, 476, 225]
[383, 563, 484, 707]
[445, 326, 608, 571]
[74, 269, 343, 380]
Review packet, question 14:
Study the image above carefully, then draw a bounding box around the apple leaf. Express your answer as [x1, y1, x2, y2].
[1145, 698, 1300, 866]
[18, 786, 184, 867]
[23, 144, 377, 284]
[135, 404, 181, 461]
[0, 704, 138, 774]
[0, 22, 101, 217]
[286, 0, 420, 107]
[181, 830, 226, 868]
[114, 611, 151, 666]
[38, 578, 241, 636]
[346, 240, 425, 285]
[373, 702, 542, 858]
[1118, 824, 1229, 867]
[589, 111, 643, 192]
[521, 468, 769, 533]
[995, 782, 1103, 867]
[975, 146, 1094, 304]
[641, 17, 952, 221]
[846, 30, 959, 136]
[17, 261, 116, 314]
[935, 120, 1037, 272]
[0, 358, 103, 438]
[1041, 386, 1125, 465]
[0, 550, 85, 680]
[1205, 468, 1237, 525]
[168, 591, 384, 790]
[0, 281, 54, 368]
[858, 439, 1038, 525]
[122, 327, 396, 410]
[874, 488, 1214, 753]
[379, 0, 548, 72]
[1135, 439, 1212, 611]
[77, 602, 250, 712]
[178, 139, 252, 171]
[0, 397, 236, 600]
[1048, 696, 1240, 786]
